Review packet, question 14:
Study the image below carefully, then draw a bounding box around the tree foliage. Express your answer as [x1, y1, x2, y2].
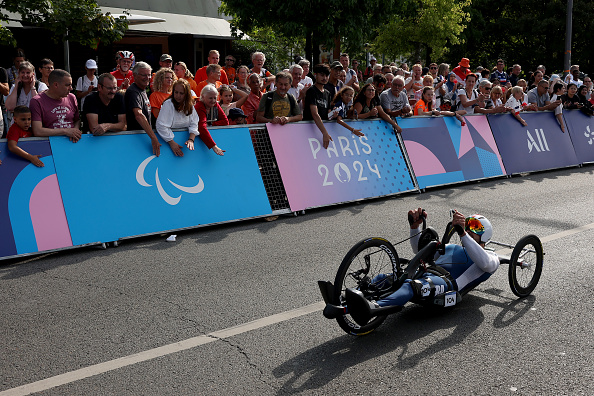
[373, 0, 471, 64]
[0, 0, 128, 48]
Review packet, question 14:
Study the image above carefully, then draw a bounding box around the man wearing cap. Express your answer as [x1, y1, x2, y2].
[228, 107, 247, 125]
[452, 58, 473, 87]
[363, 56, 376, 81]
[75, 59, 98, 111]
[324, 61, 344, 98]
[151, 54, 173, 90]
[195, 50, 229, 85]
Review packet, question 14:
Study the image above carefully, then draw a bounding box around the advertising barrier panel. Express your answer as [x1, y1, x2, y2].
[0, 140, 72, 258]
[267, 120, 415, 211]
[50, 129, 272, 246]
[562, 109, 594, 163]
[488, 112, 578, 174]
[399, 115, 506, 189]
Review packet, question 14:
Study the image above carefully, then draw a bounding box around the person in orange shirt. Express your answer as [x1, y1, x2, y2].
[149, 68, 176, 119]
[222, 55, 236, 84]
[173, 61, 199, 97]
[195, 64, 223, 99]
[195, 50, 229, 85]
[414, 86, 467, 124]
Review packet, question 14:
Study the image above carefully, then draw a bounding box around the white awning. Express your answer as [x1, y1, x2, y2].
[101, 7, 234, 39]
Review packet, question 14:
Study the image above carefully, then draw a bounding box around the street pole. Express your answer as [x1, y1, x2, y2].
[564, 0, 573, 76]
[64, 28, 70, 73]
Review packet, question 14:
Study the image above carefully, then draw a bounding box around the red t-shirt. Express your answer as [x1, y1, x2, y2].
[7, 123, 32, 142]
[30, 92, 79, 129]
[111, 69, 134, 88]
[194, 67, 229, 85]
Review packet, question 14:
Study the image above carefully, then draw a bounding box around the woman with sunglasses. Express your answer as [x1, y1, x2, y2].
[346, 208, 500, 325]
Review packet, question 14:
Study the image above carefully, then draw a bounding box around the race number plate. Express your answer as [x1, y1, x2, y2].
[444, 291, 457, 307]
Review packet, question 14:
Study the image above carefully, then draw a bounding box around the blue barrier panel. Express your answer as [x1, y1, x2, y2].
[267, 120, 415, 212]
[562, 109, 594, 163]
[488, 112, 578, 174]
[0, 140, 73, 258]
[50, 129, 272, 245]
[398, 115, 506, 189]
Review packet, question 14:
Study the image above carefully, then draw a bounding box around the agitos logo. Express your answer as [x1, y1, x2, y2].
[135, 155, 205, 205]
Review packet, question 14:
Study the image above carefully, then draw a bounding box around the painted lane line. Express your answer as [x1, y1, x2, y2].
[0, 302, 325, 396]
[3, 222, 594, 395]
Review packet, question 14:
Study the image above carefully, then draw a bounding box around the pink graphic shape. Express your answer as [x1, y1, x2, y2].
[405, 141, 446, 176]
[458, 123, 474, 158]
[465, 116, 506, 172]
[29, 174, 73, 251]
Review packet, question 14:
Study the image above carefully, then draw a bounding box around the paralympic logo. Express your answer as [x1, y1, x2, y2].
[135, 155, 204, 205]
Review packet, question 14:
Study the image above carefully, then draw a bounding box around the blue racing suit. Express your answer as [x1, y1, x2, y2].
[375, 228, 500, 307]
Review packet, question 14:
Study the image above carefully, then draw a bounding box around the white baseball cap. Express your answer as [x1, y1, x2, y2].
[85, 59, 98, 69]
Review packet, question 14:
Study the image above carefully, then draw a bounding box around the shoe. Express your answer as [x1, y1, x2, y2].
[345, 288, 375, 326]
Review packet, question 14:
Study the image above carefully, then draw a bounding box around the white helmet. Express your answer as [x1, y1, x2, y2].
[465, 214, 492, 243]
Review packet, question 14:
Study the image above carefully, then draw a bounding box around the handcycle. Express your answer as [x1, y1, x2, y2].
[318, 210, 544, 336]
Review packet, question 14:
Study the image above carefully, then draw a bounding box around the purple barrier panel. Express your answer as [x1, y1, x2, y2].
[0, 139, 73, 259]
[487, 112, 578, 174]
[399, 115, 506, 189]
[267, 120, 415, 212]
[562, 109, 594, 163]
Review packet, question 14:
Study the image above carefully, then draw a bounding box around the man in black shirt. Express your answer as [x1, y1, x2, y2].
[303, 64, 332, 149]
[83, 73, 126, 135]
[125, 62, 160, 156]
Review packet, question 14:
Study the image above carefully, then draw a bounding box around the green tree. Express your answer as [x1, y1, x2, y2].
[0, 0, 128, 47]
[220, 0, 390, 63]
[373, 0, 471, 65]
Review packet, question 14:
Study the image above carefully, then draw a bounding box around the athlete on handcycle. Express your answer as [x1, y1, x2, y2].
[345, 208, 499, 326]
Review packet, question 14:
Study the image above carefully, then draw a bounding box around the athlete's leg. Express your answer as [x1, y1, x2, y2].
[376, 274, 452, 307]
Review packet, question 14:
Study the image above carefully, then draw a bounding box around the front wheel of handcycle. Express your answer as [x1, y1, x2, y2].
[333, 237, 402, 336]
[508, 234, 544, 298]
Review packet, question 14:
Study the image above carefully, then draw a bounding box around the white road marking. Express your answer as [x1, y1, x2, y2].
[3, 222, 594, 395]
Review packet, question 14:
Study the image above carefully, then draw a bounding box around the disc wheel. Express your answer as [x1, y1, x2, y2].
[508, 235, 544, 298]
[333, 237, 402, 336]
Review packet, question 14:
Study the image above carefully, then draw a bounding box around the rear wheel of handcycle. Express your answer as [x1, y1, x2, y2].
[333, 237, 402, 336]
[508, 235, 544, 298]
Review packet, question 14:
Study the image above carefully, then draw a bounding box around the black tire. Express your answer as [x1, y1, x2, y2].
[508, 235, 544, 298]
[333, 237, 402, 336]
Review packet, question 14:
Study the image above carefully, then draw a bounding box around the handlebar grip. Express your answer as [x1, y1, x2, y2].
[408, 209, 427, 229]
[454, 223, 464, 236]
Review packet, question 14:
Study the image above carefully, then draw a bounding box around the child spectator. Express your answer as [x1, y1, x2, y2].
[7, 105, 44, 167]
[218, 84, 248, 116]
[505, 86, 528, 126]
[228, 107, 247, 125]
[551, 82, 566, 132]
[328, 86, 363, 136]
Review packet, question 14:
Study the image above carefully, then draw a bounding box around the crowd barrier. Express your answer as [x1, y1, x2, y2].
[0, 110, 591, 261]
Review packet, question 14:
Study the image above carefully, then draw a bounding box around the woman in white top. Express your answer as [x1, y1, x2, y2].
[156, 79, 198, 157]
[5, 61, 48, 126]
[457, 73, 484, 114]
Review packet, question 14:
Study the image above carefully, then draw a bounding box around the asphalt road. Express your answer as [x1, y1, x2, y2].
[2, 165, 594, 395]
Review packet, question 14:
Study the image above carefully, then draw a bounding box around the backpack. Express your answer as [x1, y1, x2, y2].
[263, 91, 298, 118]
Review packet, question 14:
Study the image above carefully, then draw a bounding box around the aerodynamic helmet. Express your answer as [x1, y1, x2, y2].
[465, 214, 492, 243]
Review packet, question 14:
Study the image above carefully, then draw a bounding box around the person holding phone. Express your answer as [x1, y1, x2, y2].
[5, 61, 47, 127]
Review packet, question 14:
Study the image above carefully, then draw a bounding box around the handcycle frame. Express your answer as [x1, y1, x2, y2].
[318, 214, 544, 336]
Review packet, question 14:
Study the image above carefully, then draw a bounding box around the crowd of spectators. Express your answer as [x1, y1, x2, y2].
[1, 47, 593, 166]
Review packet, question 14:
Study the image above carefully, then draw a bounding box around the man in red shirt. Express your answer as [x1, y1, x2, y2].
[242, 74, 263, 124]
[195, 50, 229, 85]
[452, 57, 473, 87]
[111, 51, 135, 91]
[222, 55, 236, 84]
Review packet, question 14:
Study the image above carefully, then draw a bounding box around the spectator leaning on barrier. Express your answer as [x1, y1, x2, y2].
[353, 82, 402, 134]
[256, 71, 302, 125]
[527, 80, 560, 112]
[83, 73, 126, 135]
[7, 105, 44, 167]
[156, 79, 198, 157]
[125, 62, 161, 156]
[111, 51, 135, 91]
[30, 69, 81, 142]
[505, 86, 529, 126]
[303, 63, 333, 149]
[457, 73, 484, 115]
[475, 80, 506, 114]
[550, 82, 566, 133]
[195, 50, 229, 86]
[75, 59, 98, 111]
[242, 73, 263, 124]
[6, 61, 48, 126]
[380, 75, 412, 118]
[190, 84, 226, 156]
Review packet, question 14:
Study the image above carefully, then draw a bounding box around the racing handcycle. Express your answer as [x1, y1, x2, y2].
[318, 211, 544, 336]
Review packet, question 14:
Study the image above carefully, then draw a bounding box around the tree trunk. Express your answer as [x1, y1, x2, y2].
[425, 44, 432, 66]
[305, 30, 312, 65]
[333, 36, 341, 60]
